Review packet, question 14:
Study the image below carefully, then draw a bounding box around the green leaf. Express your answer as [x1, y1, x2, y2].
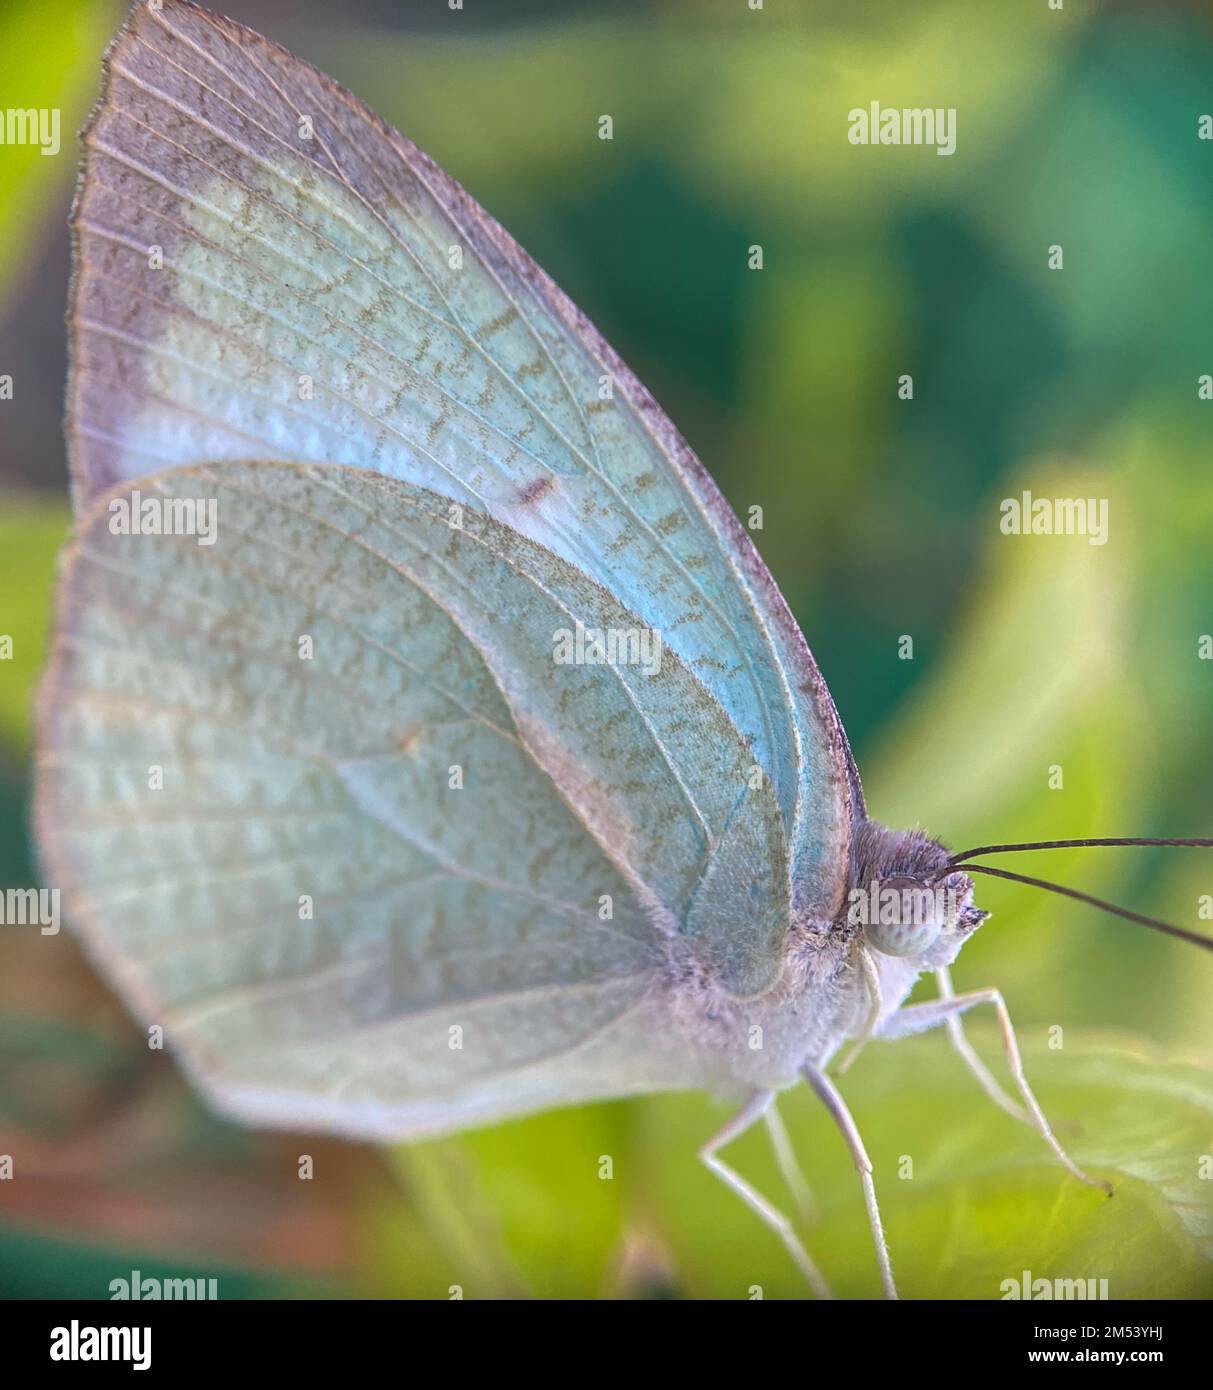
[0, 492, 71, 754]
[384, 1102, 635, 1299]
[379, 1028, 1211, 1299]
[0, 1, 120, 306]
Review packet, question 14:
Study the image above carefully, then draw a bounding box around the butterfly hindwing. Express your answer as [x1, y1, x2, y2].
[44, 0, 861, 1131]
[37, 461, 800, 1132]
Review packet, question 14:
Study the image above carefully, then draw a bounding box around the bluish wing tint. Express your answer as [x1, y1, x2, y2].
[40, 0, 859, 1133]
[39, 463, 793, 1131]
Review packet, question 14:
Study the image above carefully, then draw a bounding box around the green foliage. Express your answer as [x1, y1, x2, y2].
[379, 1031, 1213, 1299]
[0, 0, 118, 302]
[2, 0, 1211, 1298]
[0, 495, 69, 755]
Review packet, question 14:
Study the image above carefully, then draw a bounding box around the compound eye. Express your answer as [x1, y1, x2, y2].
[861, 875, 945, 958]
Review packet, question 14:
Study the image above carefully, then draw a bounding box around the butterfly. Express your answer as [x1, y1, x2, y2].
[35, 0, 1213, 1299]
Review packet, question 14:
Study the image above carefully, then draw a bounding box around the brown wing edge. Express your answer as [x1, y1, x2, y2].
[65, 0, 866, 875]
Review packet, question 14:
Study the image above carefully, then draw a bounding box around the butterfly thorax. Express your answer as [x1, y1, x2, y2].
[673, 820, 989, 1095]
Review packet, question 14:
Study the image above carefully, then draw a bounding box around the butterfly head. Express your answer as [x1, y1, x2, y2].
[845, 819, 989, 967]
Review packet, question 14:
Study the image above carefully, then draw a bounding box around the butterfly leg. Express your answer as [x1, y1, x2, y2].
[934, 966, 1030, 1124]
[699, 1091, 833, 1298]
[763, 1100, 816, 1224]
[878, 986, 1112, 1193]
[801, 1062, 898, 1299]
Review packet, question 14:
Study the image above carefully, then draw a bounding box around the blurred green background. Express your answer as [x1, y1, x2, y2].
[1, 0, 1211, 1299]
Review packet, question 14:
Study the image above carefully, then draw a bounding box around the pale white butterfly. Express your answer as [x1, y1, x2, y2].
[37, 0, 1213, 1299]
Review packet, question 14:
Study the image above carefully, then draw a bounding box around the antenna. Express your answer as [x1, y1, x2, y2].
[930, 839, 1213, 952]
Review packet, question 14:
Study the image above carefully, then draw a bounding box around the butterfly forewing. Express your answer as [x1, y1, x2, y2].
[42, 0, 858, 1134]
